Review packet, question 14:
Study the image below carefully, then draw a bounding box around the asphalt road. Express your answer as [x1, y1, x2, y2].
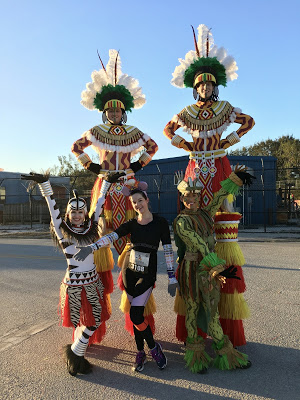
[0, 237, 299, 400]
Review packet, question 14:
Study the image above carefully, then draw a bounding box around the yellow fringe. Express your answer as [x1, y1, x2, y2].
[119, 291, 156, 316]
[117, 242, 132, 268]
[215, 242, 245, 266]
[218, 291, 250, 320]
[174, 290, 186, 315]
[93, 247, 114, 273]
[227, 194, 234, 204]
[104, 209, 113, 225]
[126, 209, 136, 220]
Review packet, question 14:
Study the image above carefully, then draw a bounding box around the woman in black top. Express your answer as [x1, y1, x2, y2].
[74, 188, 178, 372]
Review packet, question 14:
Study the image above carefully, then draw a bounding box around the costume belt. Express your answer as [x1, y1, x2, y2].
[189, 149, 226, 160]
[98, 168, 135, 178]
[184, 252, 200, 262]
[64, 267, 99, 286]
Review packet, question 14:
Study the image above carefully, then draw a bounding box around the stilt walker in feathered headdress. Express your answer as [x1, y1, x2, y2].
[165, 25, 254, 346]
[72, 50, 158, 256]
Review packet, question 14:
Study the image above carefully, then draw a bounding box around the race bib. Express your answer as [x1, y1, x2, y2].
[129, 250, 150, 273]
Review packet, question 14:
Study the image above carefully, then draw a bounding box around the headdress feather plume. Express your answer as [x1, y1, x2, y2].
[81, 49, 146, 112]
[171, 24, 238, 88]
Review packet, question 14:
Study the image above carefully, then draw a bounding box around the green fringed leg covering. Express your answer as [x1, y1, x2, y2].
[184, 336, 212, 373]
[212, 335, 249, 370]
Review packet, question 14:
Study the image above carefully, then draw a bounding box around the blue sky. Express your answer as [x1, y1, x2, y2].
[1, 0, 300, 173]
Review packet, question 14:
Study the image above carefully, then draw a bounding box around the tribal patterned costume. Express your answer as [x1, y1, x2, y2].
[72, 123, 157, 254]
[164, 24, 255, 207]
[72, 49, 158, 255]
[173, 172, 251, 372]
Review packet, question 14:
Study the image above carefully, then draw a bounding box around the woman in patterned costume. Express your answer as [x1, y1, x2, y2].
[72, 49, 158, 256]
[164, 24, 254, 345]
[173, 168, 254, 373]
[21, 171, 123, 376]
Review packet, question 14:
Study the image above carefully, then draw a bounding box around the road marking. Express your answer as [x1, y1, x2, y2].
[0, 254, 63, 260]
[0, 321, 57, 352]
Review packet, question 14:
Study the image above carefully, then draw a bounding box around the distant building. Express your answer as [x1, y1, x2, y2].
[135, 155, 277, 226]
[0, 171, 70, 224]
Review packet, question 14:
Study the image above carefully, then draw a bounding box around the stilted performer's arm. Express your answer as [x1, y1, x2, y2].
[163, 119, 193, 152]
[220, 113, 255, 150]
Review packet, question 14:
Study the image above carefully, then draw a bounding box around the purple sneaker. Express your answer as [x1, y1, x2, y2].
[150, 343, 167, 369]
[133, 350, 147, 372]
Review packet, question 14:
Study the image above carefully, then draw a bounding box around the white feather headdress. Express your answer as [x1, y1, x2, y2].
[81, 49, 146, 111]
[171, 24, 238, 88]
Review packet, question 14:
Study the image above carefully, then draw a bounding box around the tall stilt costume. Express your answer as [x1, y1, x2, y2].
[21, 172, 122, 376]
[73, 184, 178, 372]
[173, 169, 254, 373]
[72, 49, 158, 255]
[164, 24, 254, 344]
[214, 211, 250, 346]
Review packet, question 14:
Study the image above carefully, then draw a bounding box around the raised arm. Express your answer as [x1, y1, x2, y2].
[207, 170, 256, 216]
[21, 173, 63, 241]
[220, 112, 255, 150]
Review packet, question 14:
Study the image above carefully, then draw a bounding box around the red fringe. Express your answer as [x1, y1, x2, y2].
[125, 196, 134, 212]
[212, 157, 231, 192]
[175, 315, 207, 342]
[99, 270, 114, 294]
[59, 284, 111, 345]
[117, 271, 125, 290]
[60, 292, 73, 328]
[215, 213, 242, 222]
[176, 315, 187, 342]
[124, 312, 156, 337]
[219, 318, 246, 347]
[220, 265, 246, 294]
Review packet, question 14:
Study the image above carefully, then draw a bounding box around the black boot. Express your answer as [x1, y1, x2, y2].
[79, 357, 93, 374]
[62, 344, 82, 376]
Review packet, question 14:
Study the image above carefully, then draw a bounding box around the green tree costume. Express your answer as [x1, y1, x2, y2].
[174, 172, 249, 373]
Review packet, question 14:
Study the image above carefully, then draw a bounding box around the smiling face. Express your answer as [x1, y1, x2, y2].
[68, 209, 85, 225]
[196, 81, 214, 100]
[130, 192, 149, 215]
[181, 191, 201, 211]
[106, 107, 123, 124]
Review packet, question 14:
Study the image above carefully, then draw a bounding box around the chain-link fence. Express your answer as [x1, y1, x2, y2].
[0, 166, 299, 227]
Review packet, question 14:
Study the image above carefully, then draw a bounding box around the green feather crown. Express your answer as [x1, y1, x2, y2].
[93, 84, 135, 112]
[184, 57, 227, 88]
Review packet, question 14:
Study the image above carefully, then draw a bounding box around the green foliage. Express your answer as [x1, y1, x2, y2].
[228, 135, 300, 181]
[50, 154, 96, 194]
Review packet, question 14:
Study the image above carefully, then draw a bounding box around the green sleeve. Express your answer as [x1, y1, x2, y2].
[176, 217, 210, 258]
[206, 176, 241, 216]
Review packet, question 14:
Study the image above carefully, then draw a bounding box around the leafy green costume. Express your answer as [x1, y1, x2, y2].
[174, 173, 249, 372]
